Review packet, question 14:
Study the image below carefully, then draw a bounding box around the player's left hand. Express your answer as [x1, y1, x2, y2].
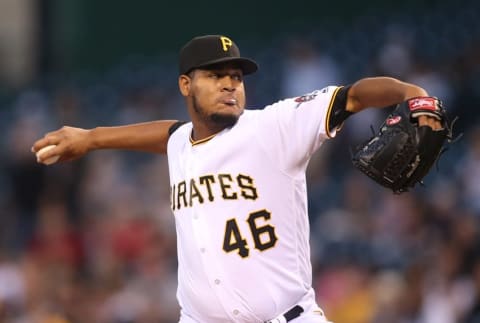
[410, 96, 445, 131]
[418, 115, 443, 130]
[351, 96, 457, 193]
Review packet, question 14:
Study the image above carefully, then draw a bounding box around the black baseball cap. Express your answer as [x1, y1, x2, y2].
[179, 35, 258, 75]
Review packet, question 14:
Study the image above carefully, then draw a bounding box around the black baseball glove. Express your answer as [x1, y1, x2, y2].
[351, 97, 458, 193]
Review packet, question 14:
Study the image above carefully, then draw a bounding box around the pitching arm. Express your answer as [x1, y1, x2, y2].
[32, 120, 178, 163]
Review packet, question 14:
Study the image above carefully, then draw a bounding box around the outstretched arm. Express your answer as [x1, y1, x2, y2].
[345, 76, 441, 129]
[346, 76, 428, 111]
[32, 120, 178, 163]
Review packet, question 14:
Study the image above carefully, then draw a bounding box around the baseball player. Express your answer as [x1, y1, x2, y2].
[32, 35, 442, 322]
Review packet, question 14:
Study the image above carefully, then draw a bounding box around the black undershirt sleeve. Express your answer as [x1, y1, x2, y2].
[328, 85, 354, 133]
[168, 121, 187, 137]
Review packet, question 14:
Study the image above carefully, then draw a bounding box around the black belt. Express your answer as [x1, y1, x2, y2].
[265, 305, 304, 323]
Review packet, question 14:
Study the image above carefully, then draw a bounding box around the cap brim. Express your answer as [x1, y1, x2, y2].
[194, 57, 258, 75]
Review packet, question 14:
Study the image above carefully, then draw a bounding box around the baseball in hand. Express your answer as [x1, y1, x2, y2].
[36, 145, 60, 165]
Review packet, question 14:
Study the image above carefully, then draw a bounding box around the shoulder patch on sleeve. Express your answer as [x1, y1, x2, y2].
[294, 90, 319, 103]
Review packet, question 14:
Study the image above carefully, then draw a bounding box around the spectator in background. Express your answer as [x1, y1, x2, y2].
[4, 98, 50, 251]
[375, 25, 414, 80]
[407, 59, 454, 107]
[457, 126, 480, 213]
[281, 37, 343, 97]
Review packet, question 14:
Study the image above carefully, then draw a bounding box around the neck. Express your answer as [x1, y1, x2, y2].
[191, 122, 226, 141]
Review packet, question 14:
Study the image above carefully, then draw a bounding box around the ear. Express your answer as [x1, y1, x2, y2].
[178, 75, 191, 97]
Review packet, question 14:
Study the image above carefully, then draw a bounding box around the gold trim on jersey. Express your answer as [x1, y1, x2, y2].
[189, 131, 217, 146]
[313, 309, 325, 316]
[325, 86, 343, 138]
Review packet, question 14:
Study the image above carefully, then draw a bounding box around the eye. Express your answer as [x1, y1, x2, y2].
[208, 72, 219, 79]
[232, 73, 243, 81]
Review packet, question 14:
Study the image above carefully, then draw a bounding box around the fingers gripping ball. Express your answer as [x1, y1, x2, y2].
[351, 97, 458, 193]
[36, 145, 60, 165]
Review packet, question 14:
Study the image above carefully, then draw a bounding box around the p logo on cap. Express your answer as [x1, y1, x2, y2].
[220, 36, 233, 51]
[178, 34, 258, 75]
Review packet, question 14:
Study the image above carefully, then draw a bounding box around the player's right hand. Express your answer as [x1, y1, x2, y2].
[31, 126, 92, 163]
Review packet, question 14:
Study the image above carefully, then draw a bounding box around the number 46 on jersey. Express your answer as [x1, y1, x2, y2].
[223, 209, 278, 258]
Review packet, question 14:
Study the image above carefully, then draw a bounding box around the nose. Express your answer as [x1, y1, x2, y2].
[220, 76, 235, 92]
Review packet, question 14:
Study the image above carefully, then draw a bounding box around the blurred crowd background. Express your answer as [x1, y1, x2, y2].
[0, 0, 479, 322]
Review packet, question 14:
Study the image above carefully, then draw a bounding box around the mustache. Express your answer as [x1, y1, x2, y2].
[218, 95, 238, 106]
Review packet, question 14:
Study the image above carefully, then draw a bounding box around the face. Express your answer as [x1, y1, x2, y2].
[179, 64, 246, 129]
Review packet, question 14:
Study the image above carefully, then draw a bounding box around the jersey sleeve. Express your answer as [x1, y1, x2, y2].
[254, 86, 343, 175]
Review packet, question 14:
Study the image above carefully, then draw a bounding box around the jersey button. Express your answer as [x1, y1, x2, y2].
[214, 279, 221, 285]
[200, 248, 205, 253]
[233, 309, 239, 315]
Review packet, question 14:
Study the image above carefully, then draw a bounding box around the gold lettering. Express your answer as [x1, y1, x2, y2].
[172, 173, 257, 210]
[177, 181, 187, 209]
[237, 174, 258, 200]
[220, 36, 233, 51]
[189, 179, 204, 206]
[199, 175, 216, 201]
[218, 174, 238, 200]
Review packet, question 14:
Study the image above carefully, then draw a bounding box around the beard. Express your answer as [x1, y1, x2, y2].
[210, 112, 240, 128]
[192, 96, 241, 129]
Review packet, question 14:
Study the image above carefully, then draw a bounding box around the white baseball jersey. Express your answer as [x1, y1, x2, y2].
[167, 86, 341, 323]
